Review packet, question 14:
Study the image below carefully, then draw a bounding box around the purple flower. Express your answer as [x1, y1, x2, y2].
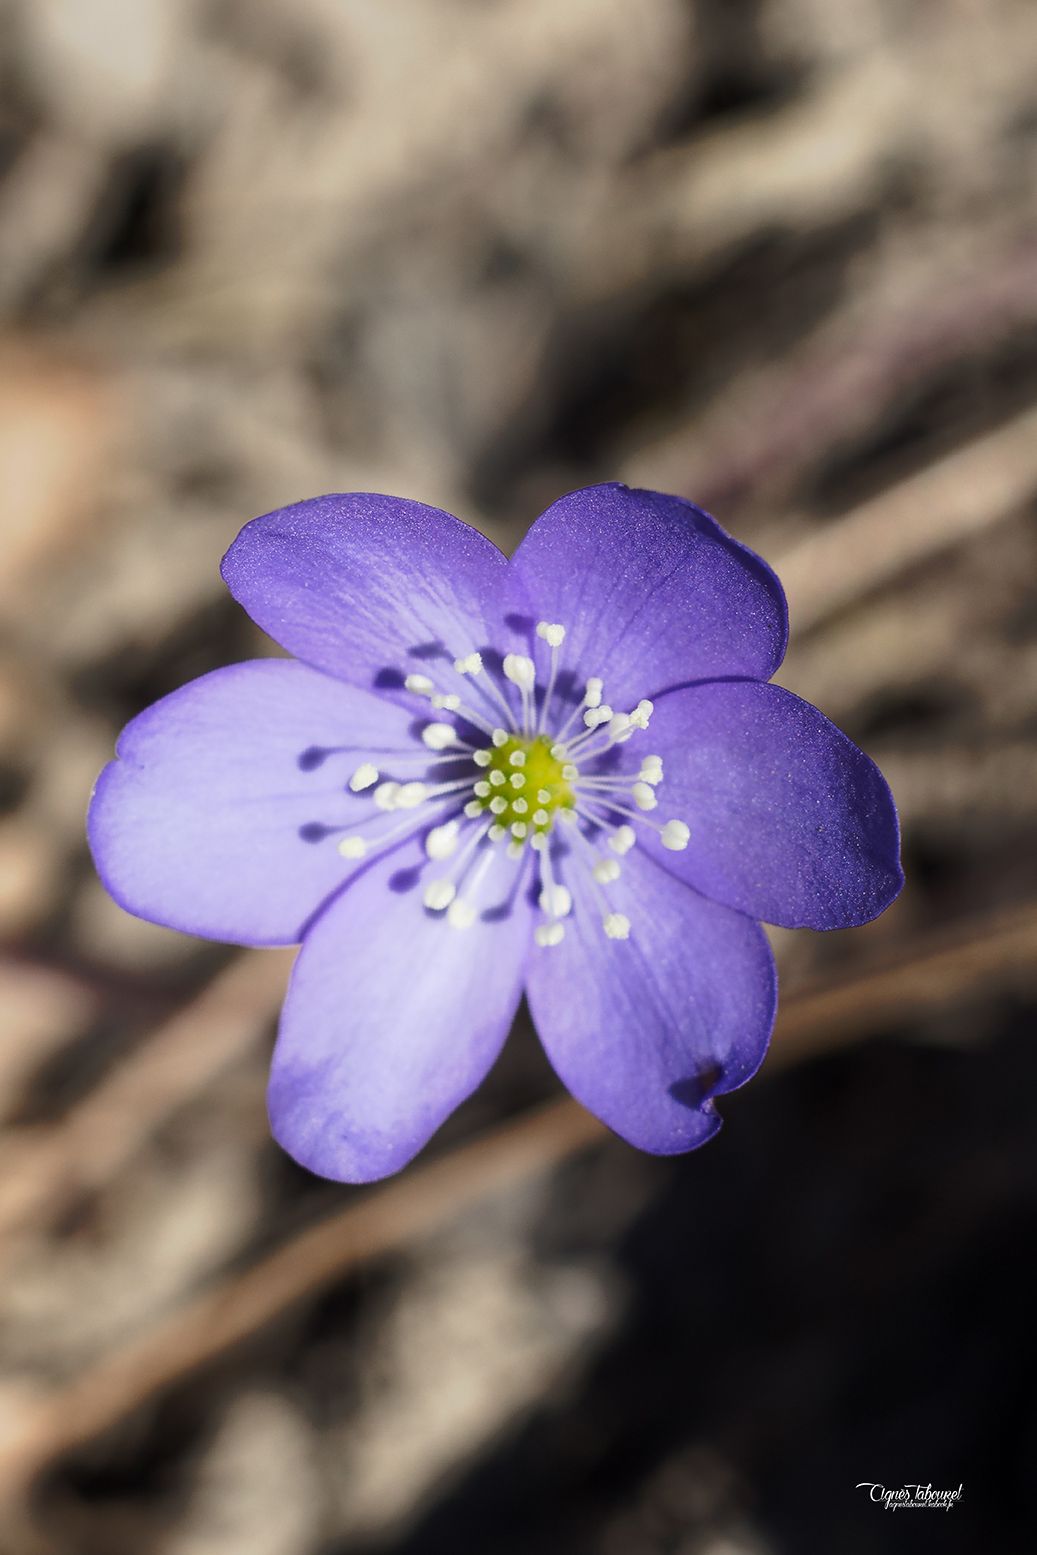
[88, 485, 902, 1182]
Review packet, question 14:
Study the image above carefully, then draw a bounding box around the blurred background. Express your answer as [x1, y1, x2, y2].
[1, 0, 1036, 1551]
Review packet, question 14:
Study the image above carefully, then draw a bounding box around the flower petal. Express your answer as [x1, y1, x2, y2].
[526, 850, 775, 1154]
[643, 680, 903, 929]
[87, 659, 421, 946]
[505, 483, 788, 707]
[220, 492, 513, 691]
[269, 839, 534, 1182]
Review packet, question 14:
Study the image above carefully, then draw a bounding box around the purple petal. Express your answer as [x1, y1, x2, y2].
[220, 492, 514, 693]
[269, 838, 534, 1182]
[526, 850, 776, 1154]
[88, 659, 422, 946]
[643, 680, 903, 930]
[505, 484, 788, 707]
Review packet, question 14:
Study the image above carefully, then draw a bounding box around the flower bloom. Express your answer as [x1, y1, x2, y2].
[88, 485, 902, 1182]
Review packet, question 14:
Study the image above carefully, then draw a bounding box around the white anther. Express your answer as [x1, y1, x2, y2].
[593, 858, 621, 884]
[492, 728, 509, 747]
[661, 819, 691, 851]
[511, 822, 528, 839]
[405, 673, 434, 696]
[507, 840, 524, 860]
[425, 820, 460, 861]
[558, 808, 578, 826]
[473, 749, 492, 767]
[537, 789, 551, 803]
[632, 782, 658, 811]
[562, 764, 578, 782]
[583, 705, 613, 729]
[489, 796, 508, 815]
[509, 750, 527, 767]
[396, 782, 427, 809]
[535, 622, 566, 648]
[432, 693, 461, 711]
[348, 762, 379, 793]
[447, 898, 476, 930]
[532, 808, 549, 826]
[489, 769, 506, 786]
[603, 913, 631, 940]
[539, 884, 572, 918]
[503, 653, 536, 691]
[639, 757, 663, 786]
[474, 780, 491, 798]
[374, 782, 400, 811]
[424, 880, 456, 911]
[513, 798, 529, 814]
[607, 713, 631, 741]
[422, 722, 458, 751]
[530, 833, 549, 852]
[453, 652, 483, 675]
[489, 823, 506, 841]
[510, 773, 526, 790]
[629, 699, 654, 730]
[610, 825, 636, 855]
[464, 799, 484, 819]
[584, 678, 604, 708]
[337, 836, 367, 859]
[535, 922, 565, 947]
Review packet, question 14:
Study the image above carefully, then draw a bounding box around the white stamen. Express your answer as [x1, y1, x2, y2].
[593, 858, 621, 884]
[337, 836, 367, 859]
[396, 782, 427, 809]
[632, 782, 658, 811]
[404, 674, 434, 695]
[431, 693, 461, 711]
[423, 722, 458, 751]
[510, 773, 526, 789]
[453, 652, 483, 676]
[562, 764, 578, 782]
[511, 821, 528, 838]
[513, 798, 529, 814]
[610, 825, 636, 855]
[539, 884, 572, 918]
[607, 713, 631, 741]
[661, 819, 691, 851]
[492, 728, 509, 747]
[507, 840, 524, 860]
[374, 782, 401, 811]
[424, 879, 456, 911]
[447, 899, 476, 930]
[537, 789, 551, 804]
[464, 799, 483, 818]
[489, 823, 506, 841]
[532, 809, 549, 826]
[489, 769, 506, 786]
[474, 750, 492, 767]
[535, 622, 566, 648]
[348, 762, 379, 793]
[603, 912, 631, 940]
[585, 678, 604, 709]
[509, 750, 526, 767]
[583, 705, 613, 729]
[489, 796, 507, 815]
[474, 780, 491, 797]
[629, 699, 654, 730]
[425, 820, 460, 861]
[502, 654, 536, 691]
[534, 922, 565, 947]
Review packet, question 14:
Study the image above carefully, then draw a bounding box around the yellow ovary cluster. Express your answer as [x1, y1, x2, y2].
[471, 734, 575, 842]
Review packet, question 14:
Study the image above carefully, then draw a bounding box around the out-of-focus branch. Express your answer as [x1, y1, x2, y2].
[0, 949, 293, 1251]
[1, 900, 1034, 1505]
[776, 406, 1037, 633]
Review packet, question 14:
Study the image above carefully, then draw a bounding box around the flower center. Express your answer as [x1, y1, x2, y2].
[303, 619, 691, 946]
[469, 734, 574, 844]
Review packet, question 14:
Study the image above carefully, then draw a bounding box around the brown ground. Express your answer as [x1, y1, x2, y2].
[0, 1, 1035, 1551]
